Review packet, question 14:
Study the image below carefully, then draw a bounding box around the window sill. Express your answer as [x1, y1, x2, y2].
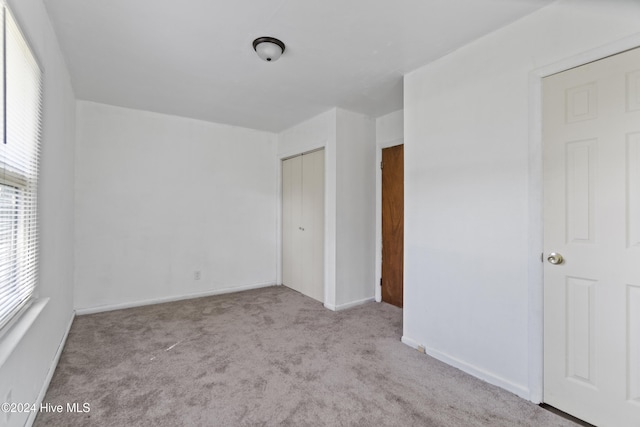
[0, 298, 49, 367]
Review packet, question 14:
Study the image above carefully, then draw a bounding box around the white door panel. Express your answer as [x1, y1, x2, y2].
[282, 155, 303, 293]
[282, 150, 324, 302]
[543, 47, 640, 427]
[301, 150, 324, 302]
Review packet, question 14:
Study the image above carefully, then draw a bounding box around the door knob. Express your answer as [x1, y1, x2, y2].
[547, 252, 564, 265]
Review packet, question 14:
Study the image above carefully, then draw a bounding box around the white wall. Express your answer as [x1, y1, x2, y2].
[277, 108, 376, 310]
[74, 101, 278, 312]
[376, 110, 403, 146]
[278, 109, 335, 158]
[335, 109, 376, 307]
[403, 0, 640, 401]
[0, 0, 76, 425]
[374, 110, 403, 302]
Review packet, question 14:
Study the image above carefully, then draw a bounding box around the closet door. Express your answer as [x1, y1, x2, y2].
[301, 150, 324, 302]
[282, 149, 324, 302]
[282, 155, 303, 294]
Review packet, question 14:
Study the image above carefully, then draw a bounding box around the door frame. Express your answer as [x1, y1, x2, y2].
[277, 142, 337, 309]
[528, 34, 640, 403]
[375, 138, 404, 303]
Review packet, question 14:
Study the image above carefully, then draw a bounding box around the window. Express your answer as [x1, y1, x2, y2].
[0, 4, 43, 331]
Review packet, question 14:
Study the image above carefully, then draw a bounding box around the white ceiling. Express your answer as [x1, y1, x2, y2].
[43, 0, 553, 132]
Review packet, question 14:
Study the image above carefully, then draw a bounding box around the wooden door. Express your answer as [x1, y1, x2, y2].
[543, 47, 640, 426]
[282, 150, 324, 302]
[381, 145, 404, 308]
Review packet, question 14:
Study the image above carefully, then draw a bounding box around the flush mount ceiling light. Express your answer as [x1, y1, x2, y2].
[252, 37, 286, 62]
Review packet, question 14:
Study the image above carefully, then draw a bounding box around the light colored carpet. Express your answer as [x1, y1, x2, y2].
[35, 286, 577, 426]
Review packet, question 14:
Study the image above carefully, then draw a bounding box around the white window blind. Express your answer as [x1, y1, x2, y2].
[0, 5, 43, 331]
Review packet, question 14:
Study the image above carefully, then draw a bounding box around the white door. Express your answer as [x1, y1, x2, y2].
[300, 150, 324, 302]
[543, 47, 640, 427]
[282, 155, 303, 295]
[282, 149, 324, 302]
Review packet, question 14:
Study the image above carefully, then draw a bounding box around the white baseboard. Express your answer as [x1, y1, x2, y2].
[401, 335, 421, 349]
[75, 282, 276, 315]
[401, 335, 530, 400]
[325, 296, 375, 312]
[26, 311, 75, 427]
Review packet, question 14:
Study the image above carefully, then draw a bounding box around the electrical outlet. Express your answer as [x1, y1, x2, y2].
[194, 270, 201, 280]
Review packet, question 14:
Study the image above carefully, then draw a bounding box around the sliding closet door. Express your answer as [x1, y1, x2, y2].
[282, 149, 324, 302]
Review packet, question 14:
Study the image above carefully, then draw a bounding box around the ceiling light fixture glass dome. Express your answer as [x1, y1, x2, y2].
[253, 37, 286, 62]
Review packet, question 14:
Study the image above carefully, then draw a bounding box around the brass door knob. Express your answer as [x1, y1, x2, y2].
[547, 252, 564, 265]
